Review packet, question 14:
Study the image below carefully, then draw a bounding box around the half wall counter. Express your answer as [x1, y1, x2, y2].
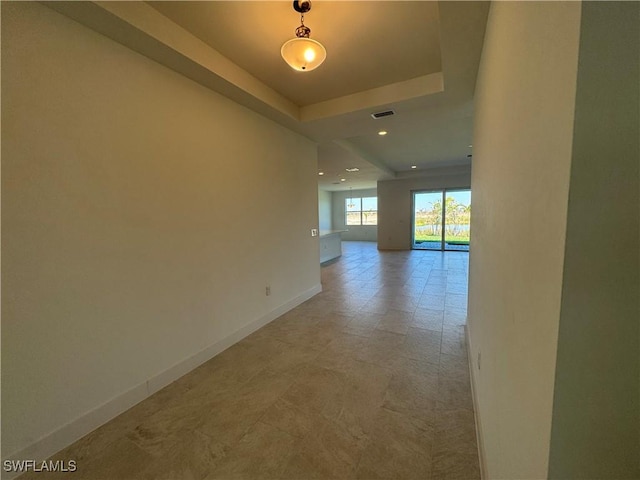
[319, 230, 346, 264]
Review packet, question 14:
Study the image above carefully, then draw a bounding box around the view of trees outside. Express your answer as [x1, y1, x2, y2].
[346, 197, 378, 225]
[414, 191, 443, 242]
[414, 190, 471, 247]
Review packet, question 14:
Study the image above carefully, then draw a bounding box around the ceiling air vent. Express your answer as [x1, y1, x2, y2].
[371, 110, 395, 119]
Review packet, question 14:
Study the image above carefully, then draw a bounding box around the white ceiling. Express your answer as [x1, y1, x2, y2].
[47, 1, 489, 191]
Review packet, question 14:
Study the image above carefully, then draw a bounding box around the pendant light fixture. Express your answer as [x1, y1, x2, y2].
[281, 1, 326, 72]
[348, 187, 355, 209]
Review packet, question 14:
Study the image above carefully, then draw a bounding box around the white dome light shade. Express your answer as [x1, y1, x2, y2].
[281, 38, 326, 72]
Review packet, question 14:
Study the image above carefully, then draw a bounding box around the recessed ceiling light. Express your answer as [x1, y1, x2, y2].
[345, 167, 360, 172]
[411, 165, 417, 169]
[378, 130, 388, 136]
[318, 171, 324, 175]
[468, 144, 473, 148]
[340, 178, 346, 182]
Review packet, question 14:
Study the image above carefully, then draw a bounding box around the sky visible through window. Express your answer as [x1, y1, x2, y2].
[346, 197, 378, 225]
[414, 190, 471, 211]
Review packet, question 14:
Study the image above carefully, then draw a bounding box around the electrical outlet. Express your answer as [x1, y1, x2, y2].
[311, 228, 318, 237]
[477, 351, 481, 370]
[266, 286, 271, 296]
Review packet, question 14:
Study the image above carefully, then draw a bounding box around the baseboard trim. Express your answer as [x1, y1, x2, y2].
[465, 325, 488, 480]
[2, 283, 322, 480]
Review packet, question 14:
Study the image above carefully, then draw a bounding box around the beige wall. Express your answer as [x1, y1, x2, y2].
[1, 2, 320, 461]
[318, 189, 332, 232]
[548, 2, 640, 477]
[468, 2, 581, 477]
[377, 167, 471, 250]
[332, 188, 378, 242]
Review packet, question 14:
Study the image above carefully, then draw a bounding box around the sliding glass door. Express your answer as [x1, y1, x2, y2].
[444, 190, 471, 251]
[413, 191, 444, 250]
[413, 189, 471, 251]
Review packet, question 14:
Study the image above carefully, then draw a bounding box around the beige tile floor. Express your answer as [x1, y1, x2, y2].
[23, 241, 480, 480]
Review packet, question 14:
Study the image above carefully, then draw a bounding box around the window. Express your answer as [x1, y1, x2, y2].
[346, 197, 378, 225]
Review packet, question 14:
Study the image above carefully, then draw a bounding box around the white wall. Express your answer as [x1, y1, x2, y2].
[1, 2, 320, 462]
[377, 167, 471, 250]
[468, 2, 581, 477]
[318, 189, 332, 232]
[331, 188, 378, 242]
[548, 2, 640, 477]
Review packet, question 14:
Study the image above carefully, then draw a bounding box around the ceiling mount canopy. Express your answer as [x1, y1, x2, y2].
[292, 0, 311, 14]
[281, 0, 326, 72]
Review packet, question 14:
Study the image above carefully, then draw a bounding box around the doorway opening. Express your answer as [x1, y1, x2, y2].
[412, 189, 471, 251]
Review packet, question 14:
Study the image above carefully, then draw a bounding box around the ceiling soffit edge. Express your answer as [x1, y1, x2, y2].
[333, 139, 396, 178]
[95, 1, 299, 118]
[45, 1, 301, 119]
[44, 2, 446, 139]
[300, 72, 445, 123]
[382, 163, 472, 184]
